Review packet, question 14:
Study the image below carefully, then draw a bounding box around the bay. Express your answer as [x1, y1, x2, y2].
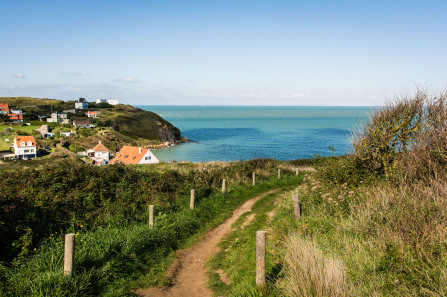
[137, 106, 373, 162]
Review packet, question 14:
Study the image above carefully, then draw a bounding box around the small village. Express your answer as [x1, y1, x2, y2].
[0, 98, 160, 165]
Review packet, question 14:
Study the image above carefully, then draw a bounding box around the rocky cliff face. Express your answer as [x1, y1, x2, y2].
[100, 106, 186, 144]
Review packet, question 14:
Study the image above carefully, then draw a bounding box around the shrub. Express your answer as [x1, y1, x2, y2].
[352, 90, 426, 175]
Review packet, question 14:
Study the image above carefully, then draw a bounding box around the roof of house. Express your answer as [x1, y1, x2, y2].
[0, 103, 9, 112]
[73, 119, 92, 125]
[111, 146, 149, 164]
[8, 114, 23, 120]
[88, 111, 97, 114]
[91, 141, 109, 152]
[15, 136, 36, 147]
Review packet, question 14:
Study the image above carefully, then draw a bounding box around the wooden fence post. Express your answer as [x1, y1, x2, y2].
[296, 168, 299, 176]
[293, 195, 301, 220]
[252, 172, 256, 186]
[222, 179, 226, 193]
[278, 168, 281, 179]
[64, 233, 75, 276]
[190, 189, 195, 209]
[256, 231, 266, 289]
[149, 205, 154, 229]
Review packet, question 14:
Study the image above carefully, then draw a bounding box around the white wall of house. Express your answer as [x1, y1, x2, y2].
[13, 140, 36, 159]
[137, 149, 159, 164]
[75, 102, 88, 109]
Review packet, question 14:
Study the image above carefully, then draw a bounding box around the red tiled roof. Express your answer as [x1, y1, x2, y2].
[111, 146, 148, 164]
[15, 136, 36, 147]
[91, 142, 109, 152]
[0, 103, 9, 112]
[73, 119, 92, 125]
[8, 114, 23, 120]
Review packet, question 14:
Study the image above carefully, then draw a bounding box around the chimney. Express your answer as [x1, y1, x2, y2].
[99, 140, 101, 144]
[139, 147, 142, 154]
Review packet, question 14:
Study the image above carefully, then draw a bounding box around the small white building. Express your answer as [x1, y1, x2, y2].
[46, 112, 69, 124]
[87, 141, 109, 165]
[110, 146, 159, 165]
[108, 99, 119, 105]
[75, 98, 88, 109]
[73, 119, 95, 128]
[96, 99, 107, 104]
[59, 130, 73, 137]
[10, 109, 23, 114]
[86, 111, 98, 118]
[13, 136, 37, 160]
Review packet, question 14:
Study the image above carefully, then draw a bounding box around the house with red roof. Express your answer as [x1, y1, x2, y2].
[86, 111, 98, 118]
[110, 146, 159, 165]
[8, 113, 24, 123]
[87, 141, 109, 164]
[0, 103, 9, 114]
[13, 136, 37, 160]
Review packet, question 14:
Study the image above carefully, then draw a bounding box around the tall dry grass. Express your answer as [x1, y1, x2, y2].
[281, 235, 348, 297]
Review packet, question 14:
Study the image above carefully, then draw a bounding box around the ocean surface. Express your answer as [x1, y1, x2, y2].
[137, 106, 373, 162]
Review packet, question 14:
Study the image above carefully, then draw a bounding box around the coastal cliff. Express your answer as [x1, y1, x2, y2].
[0, 97, 186, 150]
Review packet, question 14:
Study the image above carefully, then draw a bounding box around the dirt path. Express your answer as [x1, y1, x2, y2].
[136, 188, 281, 297]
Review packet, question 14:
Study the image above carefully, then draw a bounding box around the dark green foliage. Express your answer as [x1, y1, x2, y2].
[316, 155, 376, 187]
[0, 160, 302, 296]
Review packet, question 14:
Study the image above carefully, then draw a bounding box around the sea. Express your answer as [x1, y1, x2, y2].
[137, 106, 374, 162]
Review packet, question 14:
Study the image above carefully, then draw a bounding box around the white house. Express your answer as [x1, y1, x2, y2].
[10, 109, 23, 114]
[96, 99, 107, 104]
[46, 112, 69, 124]
[75, 98, 88, 109]
[59, 130, 73, 137]
[13, 136, 37, 160]
[87, 141, 109, 165]
[86, 111, 98, 118]
[108, 99, 119, 105]
[73, 119, 95, 128]
[110, 146, 159, 165]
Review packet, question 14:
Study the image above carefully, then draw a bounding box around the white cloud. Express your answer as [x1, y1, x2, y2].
[13, 73, 27, 79]
[113, 77, 140, 83]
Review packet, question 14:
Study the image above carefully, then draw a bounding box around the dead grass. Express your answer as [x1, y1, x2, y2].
[281, 235, 348, 297]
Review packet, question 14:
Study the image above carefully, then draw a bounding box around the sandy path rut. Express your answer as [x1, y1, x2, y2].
[136, 188, 280, 297]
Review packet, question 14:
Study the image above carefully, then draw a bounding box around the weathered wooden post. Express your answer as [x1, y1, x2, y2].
[149, 205, 154, 229]
[190, 189, 195, 209]
[64, 233, 75, 276]
[256, 231, 266, 289]
[293, 195, 301, 220]
[252, 172, 256, 186]
[296, 168, 299, 176]
[222, 179, 226, 193]
[278, 168, 281, 179]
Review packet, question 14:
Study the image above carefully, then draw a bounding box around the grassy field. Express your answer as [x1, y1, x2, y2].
[0, 163, 304, 296]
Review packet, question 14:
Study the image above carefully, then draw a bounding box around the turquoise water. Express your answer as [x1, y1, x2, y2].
[137, 106, 373, 162]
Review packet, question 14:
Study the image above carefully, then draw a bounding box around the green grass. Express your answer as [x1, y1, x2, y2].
[0, 171, 303, 296]
[207, 173, 306, 297]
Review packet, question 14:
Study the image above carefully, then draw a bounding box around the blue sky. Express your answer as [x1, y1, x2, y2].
[1, 0, 446, 106]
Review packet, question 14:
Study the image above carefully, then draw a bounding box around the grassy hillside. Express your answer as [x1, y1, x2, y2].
[0, 97, 185, 153]
[202, 90, 447, 296]
[0, 159, 304, 296]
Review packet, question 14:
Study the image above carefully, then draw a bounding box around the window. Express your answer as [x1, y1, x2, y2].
[24, 149, 29, 153]
[133, 156, 136, 160]
[28, 141, 33, 146]
[124, 155, 129, 158]
[20, 142, 25, 146]
[145, 156, 151, 160]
